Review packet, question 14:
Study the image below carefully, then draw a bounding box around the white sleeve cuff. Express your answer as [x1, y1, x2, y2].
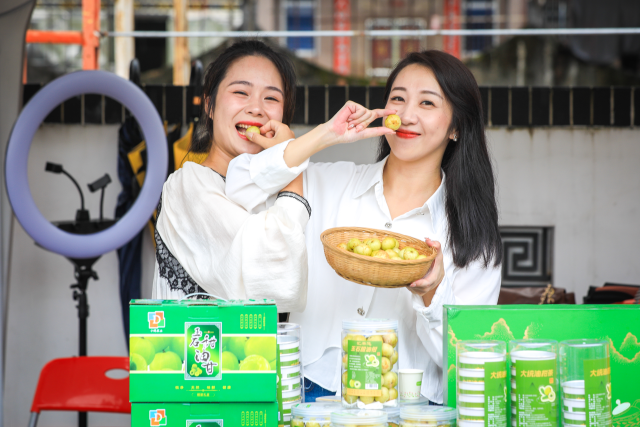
[274, 193, 310, 230]
[249, 139, 310, 194]
[412, 273, 453, 328]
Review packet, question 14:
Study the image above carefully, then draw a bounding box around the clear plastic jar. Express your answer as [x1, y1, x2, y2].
[279, 322, 304, 402]
[384, 406, 401, 427]
[331, 409, 388, 427]
[400, 406, 457, 427]
[291, 402, 343, 427]
[342, 319, 399, 408]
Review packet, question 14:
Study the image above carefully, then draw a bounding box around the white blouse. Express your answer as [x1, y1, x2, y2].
[151, 161, 310, 313]
[225, 141, 501, 404]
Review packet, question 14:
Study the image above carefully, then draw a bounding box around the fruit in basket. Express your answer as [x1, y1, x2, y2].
[390, 254, 402, 260]
[337, 242, 348, 250]
[383, 332, 398, 347]
[347, 238, 362, 251]
[403, 247, 419, 260]
[417, 254, 428, 259]
[382, 343, 394, 357]
[381, 357, 391, 374]
[381, 237, 398, 251]
[385, 114, 402, 130]
[354, 244, 373, 256]
[373, 250, 389, 259]
[383, 371, 398, 388]
[385, 249, 397, 257]
[365, 238, 382, 251]
[375, 386, 390, 403]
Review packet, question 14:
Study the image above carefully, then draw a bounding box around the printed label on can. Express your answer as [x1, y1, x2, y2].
[514, 359, 558, 427]
[346, 340, 382, 397]
[485, 360, 508, 427]
[584, 357, 613, 427]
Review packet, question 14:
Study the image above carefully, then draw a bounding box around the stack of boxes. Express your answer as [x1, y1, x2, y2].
[129, 298, 280, 426]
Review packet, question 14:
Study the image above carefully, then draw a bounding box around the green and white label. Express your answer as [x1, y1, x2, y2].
[584, 357, 613, 427]
[514, 359, 558, 427]
[346, 340, 382, 397]
[276, 344, 284, 426]
[485, 361, 508, 427]
[185, 323, 222, 380]
[187, 421, 222, 427]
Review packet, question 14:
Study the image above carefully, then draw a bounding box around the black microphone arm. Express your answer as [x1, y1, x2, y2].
[45, 162, 89, 221]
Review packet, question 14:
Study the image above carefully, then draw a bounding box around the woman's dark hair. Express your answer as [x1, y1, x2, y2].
[191, 40, 297, 153]
[377, 50, 502, 269]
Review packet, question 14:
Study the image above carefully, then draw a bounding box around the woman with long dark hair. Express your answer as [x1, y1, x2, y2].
[226, 50, 502, 403]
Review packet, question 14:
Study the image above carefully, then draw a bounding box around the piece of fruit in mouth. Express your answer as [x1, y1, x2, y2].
[235, 123, 260, 136]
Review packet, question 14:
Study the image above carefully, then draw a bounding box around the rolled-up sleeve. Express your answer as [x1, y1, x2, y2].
[226, 139, 309, 214]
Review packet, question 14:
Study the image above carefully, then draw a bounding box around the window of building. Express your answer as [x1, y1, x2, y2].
[283, 0, 316, 57]
[366, 18, 427, 78]
[463, 0, 498, 55]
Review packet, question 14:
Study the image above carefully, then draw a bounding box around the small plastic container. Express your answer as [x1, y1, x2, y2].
[342, 319, 399, 408]
[400, 406, 457, 426]
[384, 406, 401, 427]
[282, 364, 301, 379]
[559, 340, 612, 427]
[282, 351, 301, 367]
[291, 402, 342, 427]
[331, 409, 388, 427]
[279, 322, 304, 402]
[283, 388, 303, 403]
[282, 376, 302, 392]
[456, 341, 506, 427]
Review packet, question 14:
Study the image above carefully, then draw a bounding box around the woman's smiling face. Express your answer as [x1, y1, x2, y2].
[384, 64, 456, 163]
[210, 55, 285, 157]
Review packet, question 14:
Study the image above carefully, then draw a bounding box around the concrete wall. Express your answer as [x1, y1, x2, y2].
[3, 124, 639, 425]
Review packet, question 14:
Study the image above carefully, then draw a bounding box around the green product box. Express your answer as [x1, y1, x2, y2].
[444, 305, 640, 427]
[132, 402, 278, 426]
[130, 299, 278, 403]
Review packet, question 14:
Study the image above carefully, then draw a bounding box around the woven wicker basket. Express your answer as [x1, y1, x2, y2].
[320, 227, 438, 288]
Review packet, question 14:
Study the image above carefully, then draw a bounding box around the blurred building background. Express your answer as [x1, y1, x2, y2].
[26, 0, 640, 85]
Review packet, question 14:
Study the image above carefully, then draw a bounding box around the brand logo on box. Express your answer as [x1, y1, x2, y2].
[149, 409, 167, 426]
[148, 311, 165, 328]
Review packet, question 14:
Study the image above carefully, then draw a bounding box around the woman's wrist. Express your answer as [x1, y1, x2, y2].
[283, 124, 333, 168]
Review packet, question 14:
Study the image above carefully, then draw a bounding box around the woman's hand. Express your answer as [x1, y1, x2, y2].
[406, 238, 445, 305]
[246, 120, 295, 150]
[321, 101, 397, 146]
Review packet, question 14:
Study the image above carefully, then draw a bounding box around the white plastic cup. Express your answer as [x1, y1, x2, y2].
[398, 369, 423, 400]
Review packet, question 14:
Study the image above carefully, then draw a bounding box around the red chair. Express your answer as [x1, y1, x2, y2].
[29, 356, 131, 427]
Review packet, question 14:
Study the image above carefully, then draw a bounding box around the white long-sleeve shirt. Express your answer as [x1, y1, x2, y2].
[151, 161, 309, 313]
[225, 141, 501, 404]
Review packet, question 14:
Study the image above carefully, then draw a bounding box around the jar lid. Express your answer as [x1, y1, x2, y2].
[400, 406, 457, 422]
[383, 405, 401, 417]
[291, 402, 343, 418]
[331, 409, 388, 424]
[342, 318, 398, 330]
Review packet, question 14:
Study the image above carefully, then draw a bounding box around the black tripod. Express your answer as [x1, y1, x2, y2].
[44, 163, 114, 427]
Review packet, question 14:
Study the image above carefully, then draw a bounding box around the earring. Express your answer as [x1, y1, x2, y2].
[452, 134, 458, 141]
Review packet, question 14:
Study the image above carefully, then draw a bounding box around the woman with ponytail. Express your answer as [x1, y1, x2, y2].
[226, 50, 503, 403]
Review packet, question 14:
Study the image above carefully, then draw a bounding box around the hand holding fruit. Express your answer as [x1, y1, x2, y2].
[322, 101, 397, 146]
[246, 120, 295, 149]
[407, 238, 445, 298]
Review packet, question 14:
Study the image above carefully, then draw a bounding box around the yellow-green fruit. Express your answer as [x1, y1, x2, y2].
[225, 336, 247, 361]
[349, 378, 355, 388]
[169, 336, 185, 361]
[383, 371, 398, 388]
[373, 251, 389, 259]
[244, 336, 276, 361]
[384, 114, 401, 131]
[130, 337, 156, 365]
[375, 386, 390, 403]
[389, 387, 398, 400]
[291, 420, 305, 427]
[390, 350, 398, 366]
[365, 238, 382, 251]
[222, 351, 240, 371]
[306, 422, 321, 427]
[354, 335, 366, 342]
[130, 353, 148, 371]
[381, 357, 391, 374]
[145, 336, 172, 353]
[417, 254, 428, 259]
[343, 394, 358, 404]
[383, 332, 398, 347]
[403, 247, 419, 260]
[239, 354, 270, 371]
[390, 255, 402, 260]
[393, 247, 401, 254]
[385, 249, 397, 257]
[354, 244, 372, 256]
[398, 248, 406, 259]
[381, 237, 397, 251]
[360, 396, 375, 404]
[337, 242, 348, 250]
[342, 334, 356, 351]
[382, 343, 394, 357]
[149, 351, 183, 371]
[342, 354, 348, 369]
[246, 126, 261, 136]
[343, 372, 349, 386]
[347, 238, 362, 251]
[368, 335, 384, 343]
